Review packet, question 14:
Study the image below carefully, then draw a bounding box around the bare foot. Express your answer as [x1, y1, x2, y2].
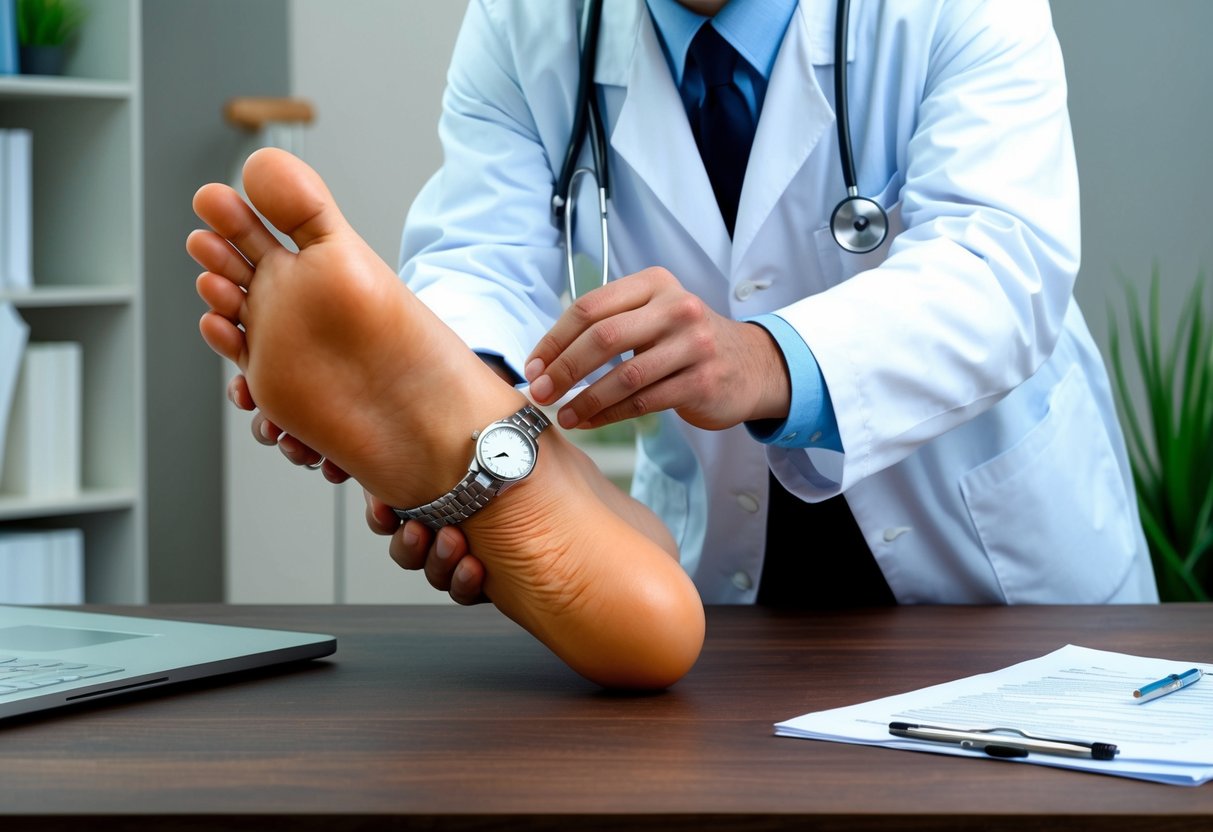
[188, 149, 517, 508]
[188, 148, 704, 688]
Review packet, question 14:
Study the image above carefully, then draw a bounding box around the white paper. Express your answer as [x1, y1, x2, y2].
[775, 644, 1213, 786]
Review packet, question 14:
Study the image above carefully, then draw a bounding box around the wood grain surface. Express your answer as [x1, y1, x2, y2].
[3, 603, 1211, 831]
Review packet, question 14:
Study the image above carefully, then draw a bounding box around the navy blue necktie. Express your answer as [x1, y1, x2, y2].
[687, 24, 755, 237]
[683, 24, 894, 608]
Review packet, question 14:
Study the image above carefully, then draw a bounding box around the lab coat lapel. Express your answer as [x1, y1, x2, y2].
[599, 0, 731, 278]
[731, 1, 843, 270]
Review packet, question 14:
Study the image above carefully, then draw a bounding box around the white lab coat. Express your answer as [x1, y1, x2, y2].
[401, 0, 1158, 604]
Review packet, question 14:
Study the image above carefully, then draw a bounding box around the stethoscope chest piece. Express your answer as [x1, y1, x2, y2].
[831, 193, 888, 254]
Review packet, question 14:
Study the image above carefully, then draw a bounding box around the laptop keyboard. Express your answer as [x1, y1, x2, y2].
[0, 654, 124, 695]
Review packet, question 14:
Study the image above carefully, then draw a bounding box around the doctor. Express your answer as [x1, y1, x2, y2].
[243, 0, 1159, 606]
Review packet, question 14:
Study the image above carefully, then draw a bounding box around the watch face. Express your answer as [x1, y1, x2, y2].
[477, 424, 537, 481]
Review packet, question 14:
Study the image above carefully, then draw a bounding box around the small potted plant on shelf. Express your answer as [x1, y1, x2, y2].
[1108, 267, 1213, 602]
[16, 0, 84, 76]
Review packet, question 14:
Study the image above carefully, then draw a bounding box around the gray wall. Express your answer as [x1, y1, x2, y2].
[289, 0, 1213, 382]
[289, 0, 462, 267]
[1052, 1, 1213, 346]
[142, 0, 290, 601]
[161, 1, 1213, 601]
[221, 1, 470, 603]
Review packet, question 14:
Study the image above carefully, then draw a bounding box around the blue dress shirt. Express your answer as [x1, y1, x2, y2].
[645, 0, 842, 451]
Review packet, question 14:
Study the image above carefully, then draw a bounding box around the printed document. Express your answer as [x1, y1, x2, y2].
[775, 644, 1213, 786]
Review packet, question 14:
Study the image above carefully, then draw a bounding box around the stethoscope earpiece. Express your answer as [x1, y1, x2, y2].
[831, 194, 888, 254]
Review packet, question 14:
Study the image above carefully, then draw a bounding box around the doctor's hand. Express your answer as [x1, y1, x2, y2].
[227, 374, 351, 482]
[524, 268, 791, 431]
[231, 373, 490, 605]
[365, 493, 490, 606]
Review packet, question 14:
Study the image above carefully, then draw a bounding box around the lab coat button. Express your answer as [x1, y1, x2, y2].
[736, 493, 760, 513]
[731, 570, 753, 591]
[883, 526, 912, 543]
[734, 281, 755, 301]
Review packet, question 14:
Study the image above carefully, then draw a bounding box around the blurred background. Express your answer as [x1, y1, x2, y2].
[0, 0, 1209, 605]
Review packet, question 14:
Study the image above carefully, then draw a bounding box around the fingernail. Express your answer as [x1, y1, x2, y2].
[436, 535, 454, 561]
[530, 374, 553, 402]
[402, 526, 419, 548]
[524, 358, 545, 381]
[454, 560, 471, 586]
[558, 407, 579, 430]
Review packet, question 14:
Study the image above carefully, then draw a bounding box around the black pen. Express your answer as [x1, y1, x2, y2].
[888, 722, 1119, 761]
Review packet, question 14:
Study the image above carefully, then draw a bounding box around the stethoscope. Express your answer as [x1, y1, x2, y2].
[551, 0, 888, 301]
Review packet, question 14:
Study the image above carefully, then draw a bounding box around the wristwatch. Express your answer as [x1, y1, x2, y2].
[392, 404, 551, 529]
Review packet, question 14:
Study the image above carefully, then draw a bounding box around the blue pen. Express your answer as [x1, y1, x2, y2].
[1133, 668, 1203, 703]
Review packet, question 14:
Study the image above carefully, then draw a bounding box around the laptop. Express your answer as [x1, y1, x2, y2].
[0, 605, 336, 721]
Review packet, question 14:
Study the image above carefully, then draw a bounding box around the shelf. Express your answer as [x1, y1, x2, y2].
[0, 487, 138, 521]
[0, 0, 145, 604]
[1, 285, 135, 308]
[0, 76, 133, 101]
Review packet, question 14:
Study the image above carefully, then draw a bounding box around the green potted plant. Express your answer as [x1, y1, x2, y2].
[16, 0, 84, 76]
[1107, 267, 1213, 601]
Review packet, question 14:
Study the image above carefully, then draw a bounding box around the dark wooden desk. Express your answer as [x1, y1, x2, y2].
[3, 604, 1212, 830]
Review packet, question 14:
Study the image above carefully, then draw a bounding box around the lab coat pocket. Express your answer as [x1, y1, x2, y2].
[959, 366, 1137, 603]
[812, 175, 905, 287]
[630, 454, 691, 552]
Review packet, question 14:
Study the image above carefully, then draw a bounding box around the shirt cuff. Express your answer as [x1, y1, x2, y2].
[743, 314, 842, 451]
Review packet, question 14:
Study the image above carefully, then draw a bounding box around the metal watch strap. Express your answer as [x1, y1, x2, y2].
[392, 404, 550, 530]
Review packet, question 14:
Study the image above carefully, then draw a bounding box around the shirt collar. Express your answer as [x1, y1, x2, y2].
[645, 0, 800, 86]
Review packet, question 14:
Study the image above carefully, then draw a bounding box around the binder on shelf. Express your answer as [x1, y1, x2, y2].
[1, 341, 82, 498]
[0, 303, 28, 474]
[0, 131, 8, 288]
[0, 0, 16, 76]
[0, 128, 33, 290]
[0, 528, 85, 604]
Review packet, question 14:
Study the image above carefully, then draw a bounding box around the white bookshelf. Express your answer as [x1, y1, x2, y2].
[0, 0, 145, 602]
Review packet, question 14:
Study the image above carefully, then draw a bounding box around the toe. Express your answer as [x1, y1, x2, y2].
[187, 229, 256, 288]
[226, 374, 256, 410]
[196, 271, 248, 323]
[199, 311, 249, 369]
[192, 182, 283, 267]
[241, 147, 348, 250]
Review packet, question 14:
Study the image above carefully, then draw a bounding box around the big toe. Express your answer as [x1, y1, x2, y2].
[241, 147, 347, 250]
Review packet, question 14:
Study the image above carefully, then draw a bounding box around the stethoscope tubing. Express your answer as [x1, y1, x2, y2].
[557, 0, 888, 299]
[554, 0, 608, 220]
[830, 0, 888, 253]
